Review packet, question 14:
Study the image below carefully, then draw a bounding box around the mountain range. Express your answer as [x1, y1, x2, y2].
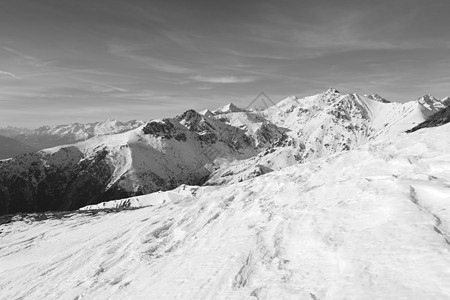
[0, 119, 144, 152]
[0, 89, 449, 215]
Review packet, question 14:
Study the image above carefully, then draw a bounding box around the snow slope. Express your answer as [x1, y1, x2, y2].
[1, 123, 450, 299]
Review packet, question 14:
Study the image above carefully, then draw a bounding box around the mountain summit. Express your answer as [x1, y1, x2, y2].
[416, 94, 446, 113]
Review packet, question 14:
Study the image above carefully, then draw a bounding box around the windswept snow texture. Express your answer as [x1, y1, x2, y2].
[1, 123, 450, 299]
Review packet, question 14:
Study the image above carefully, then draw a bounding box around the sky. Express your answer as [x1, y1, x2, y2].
[1, 0, 450, 128]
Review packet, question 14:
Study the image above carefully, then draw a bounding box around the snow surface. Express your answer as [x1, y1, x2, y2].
[1, 123, 450, 299]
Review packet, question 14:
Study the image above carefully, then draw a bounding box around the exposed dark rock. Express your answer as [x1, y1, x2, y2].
[174, 133, 187, 142]
[142, 119, 177, 139]
[0, 147, 132, 215]
[367, 94, 390, 103]
[406, 106, 450, 133]
[196, 132, 218, 144]
[175, 109, 203, 131]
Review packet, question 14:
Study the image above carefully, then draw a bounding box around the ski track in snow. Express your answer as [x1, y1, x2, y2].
[1, 126, 450, 299]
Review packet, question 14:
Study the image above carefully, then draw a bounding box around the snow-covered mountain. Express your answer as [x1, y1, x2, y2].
[208, 89, 445, 184]
[0, 89, 448, 215]
[213, 102, 244, 114]
[0, 126, 33, 138]
[416, 94, 446, 113]
[0, 119, 145, 150]
[1, 122, 450, 299]
[0, 111, 258, 214]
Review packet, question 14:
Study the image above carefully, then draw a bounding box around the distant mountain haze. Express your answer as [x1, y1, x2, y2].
[0, 135, 37, 159]
[0, 119, 145, 153]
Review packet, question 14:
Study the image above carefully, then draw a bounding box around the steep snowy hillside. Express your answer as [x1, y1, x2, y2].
[5, 119, 144, 150]
[0, 135, 37, 159]
[1, 123, 450, 299]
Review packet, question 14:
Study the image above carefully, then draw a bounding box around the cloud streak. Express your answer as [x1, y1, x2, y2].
[1, 46, 35, 61]
[0, 70, 17, 78]
[76, 78, 128, 93]
[191, 75, 258, 83]
[108, 43, 192, 74]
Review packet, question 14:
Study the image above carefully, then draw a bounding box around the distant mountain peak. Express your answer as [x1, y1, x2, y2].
[324, 88, 340, 94]
[417, 94, 445, 112]
[214, 102, 243, 114]
[198, 109, 214, 117]
[418, 94, 438, 101]
[99, 118, 119, 124]
[176, 109, 205, 130]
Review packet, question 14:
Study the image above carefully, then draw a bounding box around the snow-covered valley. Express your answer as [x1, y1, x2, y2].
[1, 120, 450, 299]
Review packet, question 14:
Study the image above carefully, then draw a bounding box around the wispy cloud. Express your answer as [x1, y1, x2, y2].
[76, 78, 128, 93]
[224, 49, 292, 60]
[108, 42, 192, 74]
[1, 46, 53, 67]
[112, 90, 156, 101]
[1, 46, 34, 60]
[0, 70, 17, 78]
[191, 75, 258, 83]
